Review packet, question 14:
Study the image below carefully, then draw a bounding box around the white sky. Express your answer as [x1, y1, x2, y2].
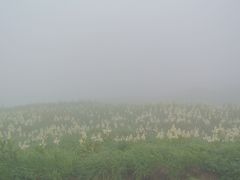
[0, 0, 240, 105]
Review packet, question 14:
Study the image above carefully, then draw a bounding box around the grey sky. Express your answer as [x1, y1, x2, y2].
[1, 0, 240, 105]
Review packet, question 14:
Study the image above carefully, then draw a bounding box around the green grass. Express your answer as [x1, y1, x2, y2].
[1, 102, 240, 179]
[1, 138, 240, 180]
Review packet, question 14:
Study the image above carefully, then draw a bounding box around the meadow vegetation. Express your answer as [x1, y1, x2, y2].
[0, 102, 240, 179]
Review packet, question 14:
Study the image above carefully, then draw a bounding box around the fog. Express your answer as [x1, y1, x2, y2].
[1, 0, 240, 106]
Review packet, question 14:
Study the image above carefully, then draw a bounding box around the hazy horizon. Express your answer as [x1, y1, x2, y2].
[1, 0, 240, 106]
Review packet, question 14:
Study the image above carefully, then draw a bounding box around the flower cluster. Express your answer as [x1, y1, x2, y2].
[0, 102, 240, 150]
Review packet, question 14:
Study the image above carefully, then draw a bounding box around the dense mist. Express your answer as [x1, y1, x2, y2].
[1, 0, 240, 106]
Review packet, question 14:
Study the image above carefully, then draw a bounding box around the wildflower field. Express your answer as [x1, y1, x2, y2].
[0, 102, 240, 179]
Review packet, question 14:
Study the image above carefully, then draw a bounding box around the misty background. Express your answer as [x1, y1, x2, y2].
[0, 0, 240, 106]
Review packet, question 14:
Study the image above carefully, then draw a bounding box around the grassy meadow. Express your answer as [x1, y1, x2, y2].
[0, 102, 240, 179]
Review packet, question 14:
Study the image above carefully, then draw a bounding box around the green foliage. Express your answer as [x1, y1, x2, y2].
[1, 102, 240, 179]
[0, 139, 240, 179]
